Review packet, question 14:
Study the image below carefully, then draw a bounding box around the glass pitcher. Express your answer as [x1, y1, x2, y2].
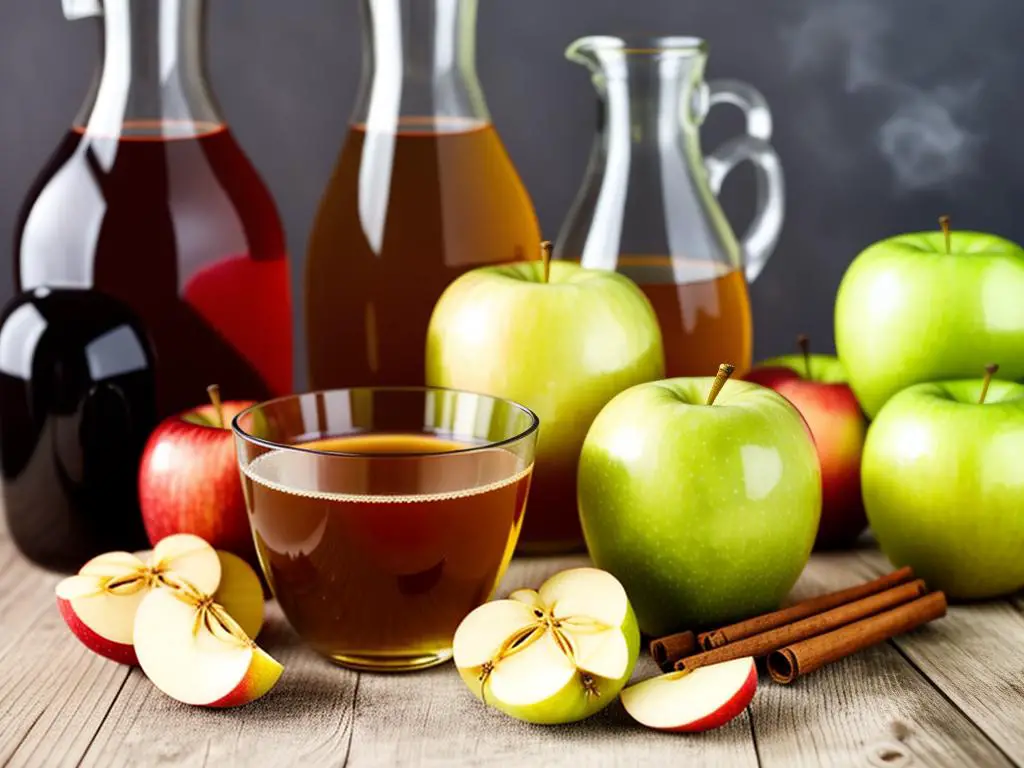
[304, 0, 540, 389]
[554, 36, 784, 378]
[16, 0, 293, 419]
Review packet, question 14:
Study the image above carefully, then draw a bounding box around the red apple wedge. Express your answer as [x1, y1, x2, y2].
[133, 584, 282, 707]
[55, 534, 221, 664]
[620, 657, 757, 732]
[131, 548, 263, 638]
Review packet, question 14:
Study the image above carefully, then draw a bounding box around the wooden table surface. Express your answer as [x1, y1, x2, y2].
[3, 521, 1024, 768]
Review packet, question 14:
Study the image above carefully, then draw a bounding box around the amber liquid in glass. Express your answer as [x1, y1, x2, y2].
[620, 256, 753, 378]
[305, 118, 540, 388]
[241, 433, 532, 669]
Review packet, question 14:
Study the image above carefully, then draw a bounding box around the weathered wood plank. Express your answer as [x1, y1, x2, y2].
[4, 532, 1023, 768]
[345, 555, 759, 768]
[852, 548, 1024, 763]
[751, 552, 1013, 767]
[0, 540, 132, 768]
[77, 606, 357, 768]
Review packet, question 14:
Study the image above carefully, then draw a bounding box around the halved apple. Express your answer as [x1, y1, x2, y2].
[213, 550, 265, 639]
[453, 567, 640, 724]
[55, 534, 221, 664]
[137, 548, 265, 638]
[620, 657, 757, 732]
[133, 584, 282, 707]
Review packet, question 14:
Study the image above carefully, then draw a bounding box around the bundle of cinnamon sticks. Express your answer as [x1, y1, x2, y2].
[649, 566, 947, 684]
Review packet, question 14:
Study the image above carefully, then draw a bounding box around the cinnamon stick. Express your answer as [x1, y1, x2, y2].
[767, 591, 947, 684]
[696, 566, 914, 650]
[673, 579, 927, 671]
[650, 631, 696, 669]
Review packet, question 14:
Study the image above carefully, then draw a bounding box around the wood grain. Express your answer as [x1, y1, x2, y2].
[2, 531, 1024, 768]
[77, 606, 358, 768]
[345, 555, 758, 767]
[0, 544, 132, 768]
[751, 553, 1013, 767]
[855, 548, 1024, 763]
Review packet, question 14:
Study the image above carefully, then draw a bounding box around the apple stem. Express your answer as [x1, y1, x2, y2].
[939, 215, 951, 255]
[797, 334, 811, 379]
[706, 363, 736, 406]
[541, 240, 553, 284]
[979, 363, 999, 405]
[207, 384, 225, 428]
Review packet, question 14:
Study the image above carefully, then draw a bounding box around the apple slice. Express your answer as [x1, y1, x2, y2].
[453, 567, 640, 724]
[133, 583, 283, 707]
[213, 550, 265, 639]
[55, 534, 222, 664]
[620, 657, 757, 732]
[133, 548, 264, 638]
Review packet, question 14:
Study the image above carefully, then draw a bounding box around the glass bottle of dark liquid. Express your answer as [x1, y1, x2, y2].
[304, 0, 540, 389]
[0, 288, 156, 571]
[15, 0, 292, 420]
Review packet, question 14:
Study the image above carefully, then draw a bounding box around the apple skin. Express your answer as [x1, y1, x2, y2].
[578, 378, 821, 636]
[746, 354, 868, 549]
[206, 648, 284, 708]
[620, 658, 758, 733]
[56, 597, 138, 665]
[671, 662, 757, 733]
[427, 260, 664, 551]
[138, 401, 257, 566]
[835, 230, 1024, 418]
[863, 378, 1024, 599]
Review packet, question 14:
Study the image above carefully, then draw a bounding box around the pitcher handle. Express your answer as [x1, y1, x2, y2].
[703, 79, 785, 283]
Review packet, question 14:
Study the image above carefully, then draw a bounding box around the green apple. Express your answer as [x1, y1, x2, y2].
[426, 254, 664, 552]
[835, 221, 1024, 418]
[862, 370, 1024, 599]
[452, 567, 640, 724]
[578, 371, 821, 636]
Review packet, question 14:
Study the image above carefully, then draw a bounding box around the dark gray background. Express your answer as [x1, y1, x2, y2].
[4, 0, 1024, 385]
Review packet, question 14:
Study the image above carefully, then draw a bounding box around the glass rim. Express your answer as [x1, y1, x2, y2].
[231, 385, 540, 460]
[568, 35, 708, 59]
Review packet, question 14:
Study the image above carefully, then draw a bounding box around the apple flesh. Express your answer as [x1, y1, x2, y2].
[578, 376, 821, 636]
[746, 353, 868, 549]
[835, 228, 1024, 418]
[55, 534, 222, 664]
[427, 257, 664, 552]
[133, 583, 282, 707]
[863, 378, 1024, 599]
[452, 567, 640, 724]
[138, 400, 257, 567]
[620, 657, 757, 732]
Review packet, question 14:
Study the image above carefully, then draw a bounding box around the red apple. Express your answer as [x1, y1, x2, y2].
[620, 657, 757, 732]
[138, 387, 257, 565]
[745, 336, 868, 549]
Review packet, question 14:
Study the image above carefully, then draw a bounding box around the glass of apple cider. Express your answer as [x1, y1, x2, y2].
[232, 387, 538, 671]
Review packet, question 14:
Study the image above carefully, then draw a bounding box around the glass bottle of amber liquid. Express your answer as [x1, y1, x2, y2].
[15, 0, 293, 419]
[305, 0, 540, 388]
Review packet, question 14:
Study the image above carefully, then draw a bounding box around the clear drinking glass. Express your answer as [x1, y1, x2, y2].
[232, 387, 538, 671]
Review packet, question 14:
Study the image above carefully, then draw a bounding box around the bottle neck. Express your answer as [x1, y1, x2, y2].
[353, 0, 488, 132]
[76, 0, 222, 139]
